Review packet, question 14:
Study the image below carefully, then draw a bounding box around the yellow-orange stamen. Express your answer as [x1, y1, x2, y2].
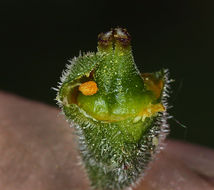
[79, 81, 98, 96]
[139, 103, 165, 120]
[142, 73, 164, 98]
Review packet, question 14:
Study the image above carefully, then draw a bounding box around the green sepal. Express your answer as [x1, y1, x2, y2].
[57, 52, 102, 104]
[63, 103, 158, 190]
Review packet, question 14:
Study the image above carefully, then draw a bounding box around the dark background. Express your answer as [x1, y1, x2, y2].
[1, 1, 214, 148]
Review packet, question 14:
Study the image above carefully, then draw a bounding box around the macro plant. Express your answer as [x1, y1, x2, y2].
[56, 28, 171, 190]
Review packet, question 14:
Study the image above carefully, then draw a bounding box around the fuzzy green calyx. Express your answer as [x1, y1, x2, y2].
[56, 28, 169, 190]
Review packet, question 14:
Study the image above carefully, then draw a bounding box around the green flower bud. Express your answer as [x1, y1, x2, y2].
[56, 28, 171, 190]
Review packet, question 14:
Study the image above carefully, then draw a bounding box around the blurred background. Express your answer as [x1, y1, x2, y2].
[0, 1, 214, 148]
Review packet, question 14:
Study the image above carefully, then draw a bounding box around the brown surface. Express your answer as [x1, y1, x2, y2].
[0, 91, 214, 190]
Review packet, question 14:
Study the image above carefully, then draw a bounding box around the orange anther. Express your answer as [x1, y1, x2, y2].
[79, 81, 98, 96]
